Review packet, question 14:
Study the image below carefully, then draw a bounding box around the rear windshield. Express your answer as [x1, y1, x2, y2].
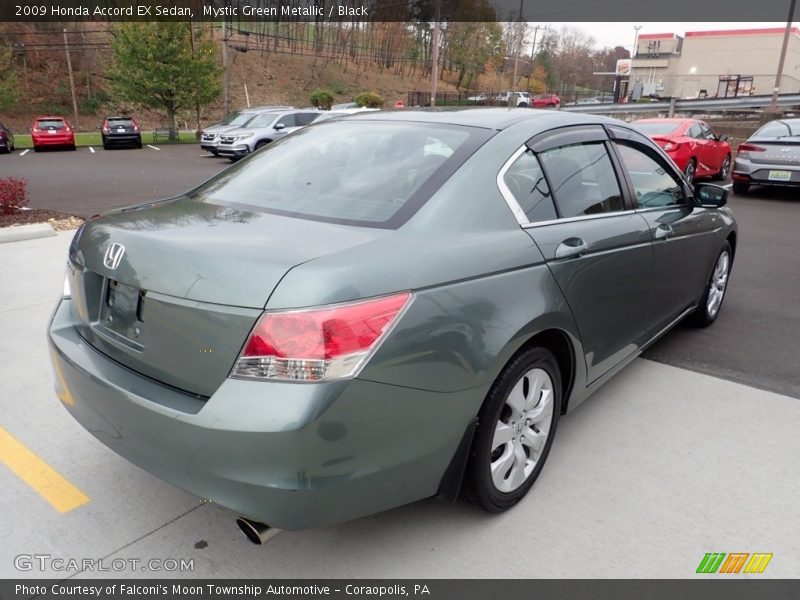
[754, 120, 800, 138]
[192, 121, 485, 228]
[634, 122, 681, 136]
[37, 119, 65, 129]
[107, 118, 133, 127]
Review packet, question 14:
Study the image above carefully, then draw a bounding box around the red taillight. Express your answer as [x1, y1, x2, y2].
[65, 126, 71, 132]
[232, 292, 412, 381]
[663, 142, 679, 152]
[32, 127, 40, 133]
[737, 143, 765, 154]
[132, 120, 140, 133]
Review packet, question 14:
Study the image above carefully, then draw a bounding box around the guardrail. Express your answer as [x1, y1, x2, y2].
[561, 93, 800, 115]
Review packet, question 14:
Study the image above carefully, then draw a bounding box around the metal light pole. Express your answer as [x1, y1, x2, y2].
[511, 0, 524, 91]
[222, 19, 229, 117]
[769, 0, 797, 112]
[430, 0, 441, 107]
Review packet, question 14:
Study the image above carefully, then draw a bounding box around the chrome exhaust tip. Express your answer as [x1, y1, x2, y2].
[236, 517, 282, 545]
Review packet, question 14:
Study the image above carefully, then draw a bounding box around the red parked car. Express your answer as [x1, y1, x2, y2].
[31, 116, 76, 152]
[633, 118, 731, 183]
[532, 93, 560, 108]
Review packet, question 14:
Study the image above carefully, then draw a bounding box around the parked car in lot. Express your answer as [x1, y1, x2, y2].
[310, 107, 381, 124]
[101, 116, 142, 149]
[732, 118, 800, 194]
[467, 93, 488, 104]
[31, 116, 75, 151]
[532, 93, 560, 108]
[200, 106, 293, 155]
[495, 91, 531, 107]
[50, 109, 736, 538]
[216, 109, 322, 161]
[0, 121, 15, 153]
[633, 118, 731, 183]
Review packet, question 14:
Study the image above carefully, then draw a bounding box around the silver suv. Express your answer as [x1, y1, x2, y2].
[200, 106, 293, 155]
[217, 109, 323, 161]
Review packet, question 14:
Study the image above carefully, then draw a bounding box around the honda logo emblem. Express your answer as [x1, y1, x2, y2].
[103, 243, 125, 270]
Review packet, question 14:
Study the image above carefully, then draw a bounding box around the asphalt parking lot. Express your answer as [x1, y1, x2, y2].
[1, 145, 799, 578]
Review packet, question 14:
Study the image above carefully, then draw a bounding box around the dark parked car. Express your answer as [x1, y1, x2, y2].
[31, 116, 75, 151]
[0, 121, 15, 153]
[102, 116, 142, 149]
[50, 109, 736, 541]
[732, 118, 800, 194]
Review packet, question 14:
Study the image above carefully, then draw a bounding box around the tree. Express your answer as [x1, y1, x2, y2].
[0, 46, 19, 112]
[109, 23, 221, 140]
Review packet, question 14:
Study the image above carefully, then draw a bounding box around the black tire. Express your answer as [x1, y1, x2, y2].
[33, 146, 40, 152]
[690, 241, 732, 327]
[254, 140, 269, 151]
[463, 345, 562, 513]
[713, 154, 731, 181]
[684, 158, 696, 184]
[69, 144, 76, 151]
[732, 181, 750, 195]
[102, 141, 110, 150]
[518, 102, 528, 108]
[136, 141, 143, 149]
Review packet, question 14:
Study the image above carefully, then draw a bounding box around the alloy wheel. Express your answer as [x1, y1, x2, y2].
[719, 156, 731, 180]
[684, 161, 696, 184]
[490, 367, 554, 493]
[706, 250, 730, 318]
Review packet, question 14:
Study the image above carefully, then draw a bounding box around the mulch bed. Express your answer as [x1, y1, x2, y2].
[0, 209, 84, 231]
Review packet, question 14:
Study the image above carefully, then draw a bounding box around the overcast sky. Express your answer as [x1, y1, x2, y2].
[537, 22, 797, 51]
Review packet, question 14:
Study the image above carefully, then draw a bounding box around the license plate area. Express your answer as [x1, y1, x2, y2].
[97, 279, 145, 350]
[768, 170, 792, 181]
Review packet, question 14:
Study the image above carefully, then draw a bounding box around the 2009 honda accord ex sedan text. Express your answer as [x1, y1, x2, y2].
[49, 109, 737, 540]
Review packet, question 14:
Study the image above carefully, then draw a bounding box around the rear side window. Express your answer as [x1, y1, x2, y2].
[634, 122, 680, 136]
[194, 121, 480, 228]
[755, 120, 800, 137]
[539, 142, 624, 218]
[37, 119, 65, 129]
[503, 149, 557, 223]
[687, 124, 704, 139]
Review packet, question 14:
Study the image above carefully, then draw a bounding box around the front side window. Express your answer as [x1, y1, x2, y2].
[276, 114, 297, 128]
[616, 143, 685, 208]
[194, 121, 476, 228]
[243, 113, 275, 129]
[503, 149, 557, 223]
[539, 142, 624, 218]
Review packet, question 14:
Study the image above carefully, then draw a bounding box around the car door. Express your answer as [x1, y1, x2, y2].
[507, 126, 654, 384]
[699, 121, 727, 172]
[686, 122, 715, 177]
[608, 126, 724, 334]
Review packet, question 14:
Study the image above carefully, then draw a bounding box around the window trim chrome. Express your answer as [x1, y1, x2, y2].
[497, 144, 635, 229]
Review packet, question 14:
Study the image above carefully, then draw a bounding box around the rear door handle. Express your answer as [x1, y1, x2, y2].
[654, 224, 674, 240]
[555, 237, 589, 259]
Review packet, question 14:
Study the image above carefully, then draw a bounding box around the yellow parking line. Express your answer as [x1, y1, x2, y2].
[0, 427, 90, 513]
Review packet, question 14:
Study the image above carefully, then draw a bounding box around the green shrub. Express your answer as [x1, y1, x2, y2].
[355, 92, 384, 108]
[309, 89, 334, 110]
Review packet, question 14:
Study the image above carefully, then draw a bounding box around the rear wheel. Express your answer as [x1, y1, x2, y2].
[714, 154, 731, 181]
[732, 181, 750, 195]
[463, 346, 562, 512]
[684, 158, 696, 184]
[69, 144, 76, 151]
[691, 241, 732, 327]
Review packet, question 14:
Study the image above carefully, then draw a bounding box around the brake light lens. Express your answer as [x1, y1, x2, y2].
[231, 292, 413, 381]
[661, 141, 681, 152]
[132, 120, 140, 133]
[737, 143, 765, 154]
[32, 127, 40, 133]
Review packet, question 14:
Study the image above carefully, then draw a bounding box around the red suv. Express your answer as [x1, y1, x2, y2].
[532, 94, 560, 108]
[31, 116, 76, 152]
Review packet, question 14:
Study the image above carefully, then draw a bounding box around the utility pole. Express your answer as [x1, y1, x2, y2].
[632, 25, 642, 58]
[511, 0, 525, 91]
[769, 0, 796, 113]
[63, 29, 79, 129]
[430, 0, 441, 107]
[221, 20, 229, 117]
[526, 25, 547, 90]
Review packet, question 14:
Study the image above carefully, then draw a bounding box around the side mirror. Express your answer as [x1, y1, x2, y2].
[274, 123, 285, 131]
[694, 183, 728, 208]
[718, 134, 729, 142]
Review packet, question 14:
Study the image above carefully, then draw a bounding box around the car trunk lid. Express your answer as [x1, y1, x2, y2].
[746, 138, 800, 166]
[67, 196, 382, 397]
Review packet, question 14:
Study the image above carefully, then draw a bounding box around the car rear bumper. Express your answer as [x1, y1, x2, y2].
[733, 157, 800, 186]
[48, 299, 469, 530]
[33, 135, 74, 146]
[104, 134, 141, 146]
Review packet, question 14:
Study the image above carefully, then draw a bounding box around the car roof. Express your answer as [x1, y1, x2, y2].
[106, 115, 133, 119]
[635, 118, 694, 123]
[348, 107, 616, 130]
[35, 116, 67, 120]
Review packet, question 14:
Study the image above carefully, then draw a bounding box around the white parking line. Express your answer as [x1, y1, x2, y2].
[89, 147, 95, 154]
[19, 149, 30, 156]
[147, 144, 160, 151]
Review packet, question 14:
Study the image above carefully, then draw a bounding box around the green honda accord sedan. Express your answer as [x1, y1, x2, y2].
[49, 109, 736, 538]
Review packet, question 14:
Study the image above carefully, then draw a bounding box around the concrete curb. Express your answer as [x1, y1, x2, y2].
[0, 223, 57, 244]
